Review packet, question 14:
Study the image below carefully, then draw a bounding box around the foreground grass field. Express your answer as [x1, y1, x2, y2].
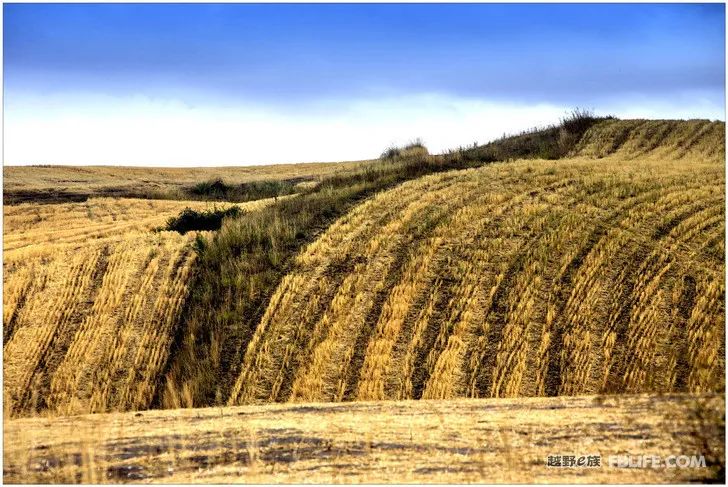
[3, 197, 276, 416]
[3, 394, 724, 483]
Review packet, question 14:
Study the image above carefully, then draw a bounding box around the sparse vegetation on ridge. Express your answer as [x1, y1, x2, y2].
[452, 108, 608, 162]
[380, 139, 429, 160]
[188, 177, 303, 202]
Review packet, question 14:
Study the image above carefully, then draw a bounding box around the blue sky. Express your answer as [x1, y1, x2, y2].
[4, 3, 726, 166]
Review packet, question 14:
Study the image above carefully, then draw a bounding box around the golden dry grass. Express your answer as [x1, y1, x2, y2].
[3, 197, 260, 260]
[3, 197, 277, 416]
[229, 120, 725, 405]
[3, 394, 723, 483]
[2, 119, 725, 484]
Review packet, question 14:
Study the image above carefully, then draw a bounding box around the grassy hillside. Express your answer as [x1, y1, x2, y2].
[156, 147, 489, 409]
[4, 394, 724, 483]
[227, 120, 725, 405]
[3, 118, 724, 417]
[154, 114, 613, 408]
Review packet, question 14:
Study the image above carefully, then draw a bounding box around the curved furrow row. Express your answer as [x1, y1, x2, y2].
[3, 248, 102, 414]
[287, 175, 494, 403]
[227, 171, 484, 404]
[230, 152, 725, 403]
[541, 182, 705, 396]
[601, 200, 724, 395]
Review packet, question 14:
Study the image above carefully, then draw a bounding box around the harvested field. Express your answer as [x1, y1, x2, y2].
[3, 197, 276, 416]
[2, 119, 724, 485]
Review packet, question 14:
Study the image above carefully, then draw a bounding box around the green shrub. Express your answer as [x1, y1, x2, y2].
[190, 179, 231, 199]
[164, 206, 243, 234]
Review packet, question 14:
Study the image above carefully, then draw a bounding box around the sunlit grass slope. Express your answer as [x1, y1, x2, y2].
[3, 118, 723, 417]
[228, 120, 725, 405]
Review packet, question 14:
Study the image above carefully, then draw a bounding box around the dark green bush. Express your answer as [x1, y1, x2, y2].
[560, 108, 599, 136]
[164, 206, 243, 234]
[190, 179, 231, 199]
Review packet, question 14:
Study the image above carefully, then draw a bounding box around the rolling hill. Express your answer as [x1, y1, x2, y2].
[3, 118, 724, 418]
[227, 120, 725, 405]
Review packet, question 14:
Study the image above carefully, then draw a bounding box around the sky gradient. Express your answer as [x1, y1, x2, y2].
[4, 3, 726, 166]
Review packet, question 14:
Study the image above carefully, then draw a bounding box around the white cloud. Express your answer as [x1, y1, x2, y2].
[3, 92, 723, 166]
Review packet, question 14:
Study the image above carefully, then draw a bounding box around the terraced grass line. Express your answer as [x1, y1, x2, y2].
[92, 248, 169, 411]
[387, 179, 560, 400]
[355, 235, 444, 401]
[342, 228, 442, 401]
[288, 177, 474, 402]
[543, 183, 708, 396]
[618, 206, 724, 393]
[162, 153, 495, 409]
[463, 178, 611, 399]
[4, 249, 102, 414]
[288, 180, 478, 402]
[227, 172, 478, 405]
[413, 179, 576, 399]
[2, 195, 285, 416]
[340, 186, 485, 401]
[3, 265, 37, 344]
